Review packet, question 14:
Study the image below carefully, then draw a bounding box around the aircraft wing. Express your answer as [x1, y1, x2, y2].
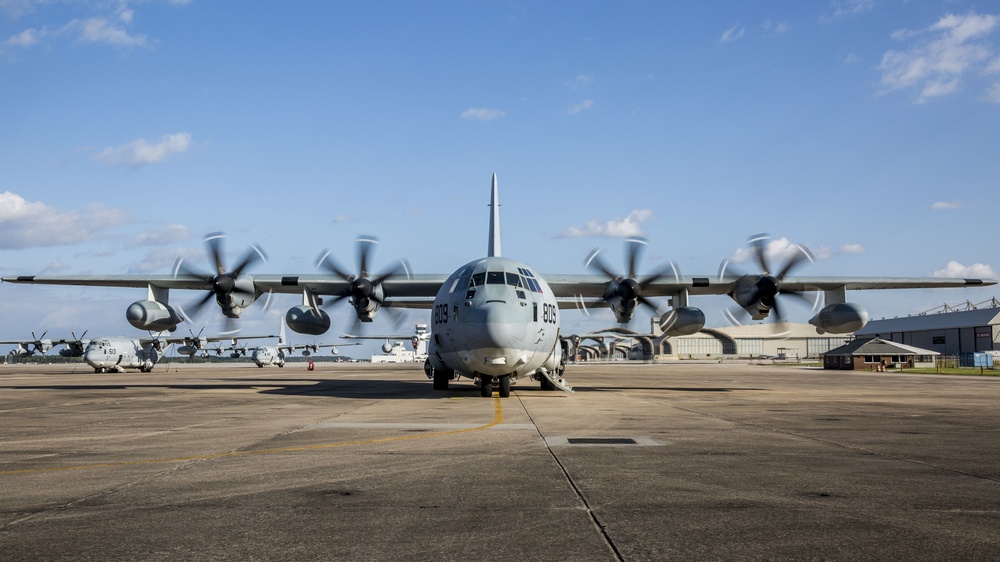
[4, 272, 993, 308]
[542, 274, 994, 298]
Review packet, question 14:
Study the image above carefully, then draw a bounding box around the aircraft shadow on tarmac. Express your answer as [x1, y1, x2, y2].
[0, 380, 766, 398]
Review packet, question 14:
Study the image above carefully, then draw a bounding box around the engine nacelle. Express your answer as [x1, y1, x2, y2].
[285, 305, 332, 336]
[382, 342, 393, 354]
[176, 345, 198, 357]
[659, 306, 706, 337]
[126, 300, 182, 332]
[59, 344, 86, 358]
[809, 303, 869, 334]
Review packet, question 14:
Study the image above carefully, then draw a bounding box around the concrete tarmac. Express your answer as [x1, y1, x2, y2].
[0, 361, 998, 561]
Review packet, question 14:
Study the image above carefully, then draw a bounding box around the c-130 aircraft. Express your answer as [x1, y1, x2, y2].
[4, 174, 995, 396]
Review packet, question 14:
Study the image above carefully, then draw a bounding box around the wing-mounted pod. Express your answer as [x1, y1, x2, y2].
[585, 237, 678, 324]
[127, 291, 184, 332]
[176, 328, 208, 356]
[808, 286, 869, 334]
[720, 233, 816, 327]
[315, 235, 410, 332]
[658, 288, 706, 337]
[286, 289, 332, 336]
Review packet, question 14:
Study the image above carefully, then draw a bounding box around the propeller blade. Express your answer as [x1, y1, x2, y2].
[749, 233, 770, 276]
[204, 232, 227, 276]
[584, 249, 618, 280]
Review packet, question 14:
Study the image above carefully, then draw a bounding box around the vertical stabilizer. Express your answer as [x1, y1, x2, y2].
[488, 173, 501, 257]
[278, 318, 286, 345]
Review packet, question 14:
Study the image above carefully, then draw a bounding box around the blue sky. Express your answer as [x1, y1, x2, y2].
[1, 1, 999, 355]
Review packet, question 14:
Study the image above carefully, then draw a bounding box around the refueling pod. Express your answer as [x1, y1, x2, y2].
[126, 300, 182, 332]
[285, 305, 332, 336]
[809, 303, 869, 334]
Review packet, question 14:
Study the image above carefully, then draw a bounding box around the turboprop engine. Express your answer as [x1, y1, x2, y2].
[659, 306, 706, 337]
[809, 303, 869, 334]
[126, 300, 183, 332]
[285, 305, 332, 336]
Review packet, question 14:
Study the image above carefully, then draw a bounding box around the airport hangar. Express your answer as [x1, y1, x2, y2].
[578, 300, 1000, 360]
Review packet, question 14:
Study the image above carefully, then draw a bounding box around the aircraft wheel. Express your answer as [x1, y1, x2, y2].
[257, 364, 264, 368]
[278, 363, 284, 368]
[498, 375, 511, 398]
[540, 377, 554, 391]
[480, 376, 493, 397]
[433, 367, 451, 390]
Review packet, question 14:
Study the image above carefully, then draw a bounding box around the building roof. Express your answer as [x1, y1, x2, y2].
[857, 307, 1000, 335]
[825, 337, 939, 357]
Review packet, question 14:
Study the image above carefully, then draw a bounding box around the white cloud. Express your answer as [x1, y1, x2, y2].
[128, 224, 191, 247]
[65, 16, 149, 47]
[558, 210, 653, 238]
[829, 0, 875, 18]
[461, 108, 505, 121]
[730, 236, 810, 266]
[5, 28, 42, 48]
[878, 11, 999, 103]
[0, 192, 129, 249]
[840, 243, 865, 254]
[94, 132, 192, 166]
[762, 20, 790, 37]
[930, 201, 962, 210]
[566, 74, 593, 90]
[980, 82, 1000, 104]
[720, 25, 746, 43]
[931, 261, 997, 279]
[567, 99, 594, 115]
[127, 247, 202, 275]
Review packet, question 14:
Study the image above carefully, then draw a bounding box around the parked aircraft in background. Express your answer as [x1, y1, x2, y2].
[2, 331, 56, 357]
[4, 174, 995, 396]
[341, 323, 430, 363]
[83, 332, 274, 373]
[246, 321, 360, 368]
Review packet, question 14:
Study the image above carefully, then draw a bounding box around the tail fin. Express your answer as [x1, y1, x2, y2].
[488, 173, 501, 257]
[279, 318, 286, 345]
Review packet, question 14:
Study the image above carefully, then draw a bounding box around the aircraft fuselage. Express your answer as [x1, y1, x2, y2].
[84, 337, 161, 373]
[427, 256, 562, 395]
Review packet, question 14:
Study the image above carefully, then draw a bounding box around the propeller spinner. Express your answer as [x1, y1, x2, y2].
[584, 236, 679, 324]
[316, 235, 411, 333]
[172, 232, 268, 334]
[719, 233, 818, 328]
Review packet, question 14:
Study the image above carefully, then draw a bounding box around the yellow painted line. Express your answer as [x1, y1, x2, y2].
[0, 397, 504, 476]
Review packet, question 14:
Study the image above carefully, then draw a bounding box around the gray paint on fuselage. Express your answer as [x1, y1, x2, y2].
[84, 337, 162, 372]
[430, 256, 559, 380]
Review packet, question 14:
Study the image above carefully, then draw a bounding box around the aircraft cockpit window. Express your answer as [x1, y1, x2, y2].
[505, 272, 522, 287]
[486, 271, 505, 284]
[470, 272, 485, 288]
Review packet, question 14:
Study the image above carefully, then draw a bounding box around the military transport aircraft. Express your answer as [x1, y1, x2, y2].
[2, 331, 57, 357]
[239, 321, 360, 368]
[3, 174, 995, 395]
[83, 332, 274, 373]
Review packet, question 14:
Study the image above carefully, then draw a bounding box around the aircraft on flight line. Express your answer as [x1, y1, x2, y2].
[82, 331, 274, 373]
[3, 174, 995, 396]
[237, 321, 360, 368]
[1, 330, 92, 358]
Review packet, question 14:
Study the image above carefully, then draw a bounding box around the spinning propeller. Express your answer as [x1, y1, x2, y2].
[173, 232, 269, 334]
[718, 233, 818, 328]
[316, 235, 411, 333]
[584, 236, 679, 323]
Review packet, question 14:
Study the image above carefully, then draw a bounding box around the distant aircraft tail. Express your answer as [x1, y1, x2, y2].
[488, 173, 501, 257]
